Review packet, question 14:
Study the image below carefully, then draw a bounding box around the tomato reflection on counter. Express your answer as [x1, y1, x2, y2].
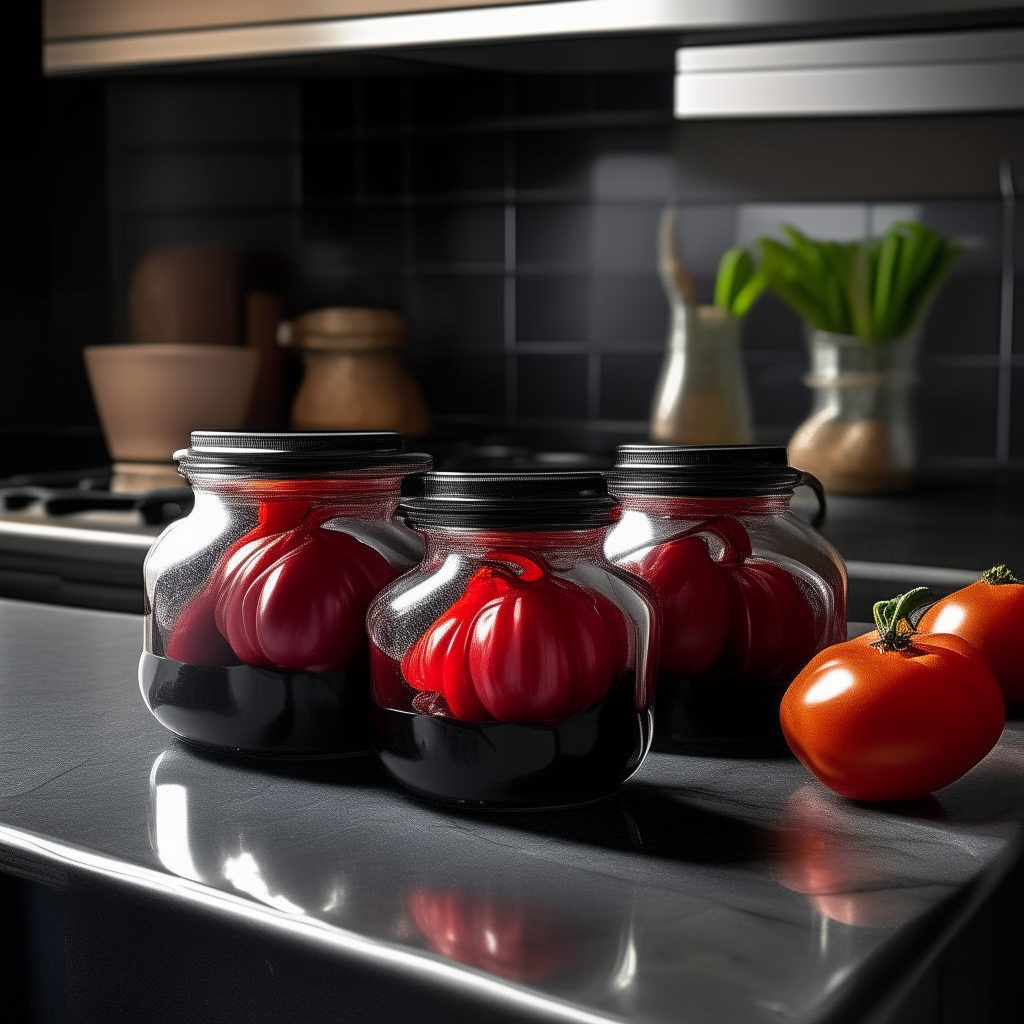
[781, 588, 1005, 802]
[168, 498, 397, 673]
[407, 889, 579, 982]
[629, 516, 818, 678]
[400, 550, 629, 724]
[773, 785, 945, 928]
[918, 564, 1024, 705]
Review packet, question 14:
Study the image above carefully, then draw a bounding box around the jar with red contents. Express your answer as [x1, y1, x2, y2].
[605, 445, 846, 756]
[140, 431, 430, 756]
[367, 472, 659, 808]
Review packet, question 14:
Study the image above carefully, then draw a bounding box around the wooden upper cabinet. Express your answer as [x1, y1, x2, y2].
[44, 0, 543, 40]
[45, 1, 1023, 76]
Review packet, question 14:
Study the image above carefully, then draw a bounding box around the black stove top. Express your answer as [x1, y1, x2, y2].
[0, 466, 193, 526]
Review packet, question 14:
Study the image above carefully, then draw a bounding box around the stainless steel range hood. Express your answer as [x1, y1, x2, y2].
[43, 0, 1024, 76]
[676, 25, 1024, 117]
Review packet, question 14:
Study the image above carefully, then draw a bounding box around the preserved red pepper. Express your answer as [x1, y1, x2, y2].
[215, 513, 396, 674]
[401, 550, 629, 724]
[164, 498, 311, 667]
[631, 516, 817, 678]
[167, 499, 396, 673]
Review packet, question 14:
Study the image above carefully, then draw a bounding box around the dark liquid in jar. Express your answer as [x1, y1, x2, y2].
[140, 650, 372, 757]
[652, 673, 792, 758]
[372, 655, 650, 807]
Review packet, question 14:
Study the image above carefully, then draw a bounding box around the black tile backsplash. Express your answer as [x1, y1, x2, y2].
[24, 68, 1023, 476]
[517, 204, 590, 266]
[288, 73, 1021, 461]
[919, 368, 999, 460]
[415, 206, 505, 266]
[925, 275, 1002, 357]
[592, 274, 666, 349]
[418, 352, 506, 417]
[415, 273, 505, 349]
[516, 275, 589, 345]
[599, 353, 664, 422]
[517, 354, 589, 419]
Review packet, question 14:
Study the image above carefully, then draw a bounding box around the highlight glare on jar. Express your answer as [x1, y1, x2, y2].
[367, 472, 659, 808]
[605, 445, 847, 756]
[140, 431, 430, 756]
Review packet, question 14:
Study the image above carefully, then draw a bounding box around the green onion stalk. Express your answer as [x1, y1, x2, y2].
[755, 222, 963, 345]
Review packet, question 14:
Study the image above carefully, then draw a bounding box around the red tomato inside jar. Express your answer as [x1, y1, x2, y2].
[367, 471, 659, 808]
[140, 431, 430, 757]
[605, 445, 846, 756]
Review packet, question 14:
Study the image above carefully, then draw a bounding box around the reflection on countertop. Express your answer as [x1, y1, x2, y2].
[1, 599, 1024, 1022]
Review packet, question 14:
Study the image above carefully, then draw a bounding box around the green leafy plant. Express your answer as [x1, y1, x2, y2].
[714, 246, 767, 317]
[756, 222, 963, 344]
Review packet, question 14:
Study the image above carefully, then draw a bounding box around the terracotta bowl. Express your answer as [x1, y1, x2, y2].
[84, 344, 259, 463]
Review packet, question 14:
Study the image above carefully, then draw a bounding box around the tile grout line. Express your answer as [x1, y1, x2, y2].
[997, 160, 1016, 465]
[503, 84, 518, 420]
[400, 80, 419, 333]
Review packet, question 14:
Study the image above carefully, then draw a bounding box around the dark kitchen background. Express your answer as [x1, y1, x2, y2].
[4, 59, 1024, 475]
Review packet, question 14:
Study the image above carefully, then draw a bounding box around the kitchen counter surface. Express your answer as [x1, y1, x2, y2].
[816, 475, 1024, 572]
[1, 598, 1023, 1023]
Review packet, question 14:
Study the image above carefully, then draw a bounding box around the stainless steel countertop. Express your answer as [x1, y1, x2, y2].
[1, 598, 1022, 1022]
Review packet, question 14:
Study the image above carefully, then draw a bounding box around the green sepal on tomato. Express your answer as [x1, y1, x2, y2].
[780, 588, 1004, 802]
[917, 564, 1024, 704]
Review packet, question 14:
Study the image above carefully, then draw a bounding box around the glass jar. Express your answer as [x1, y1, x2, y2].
[605, 445, 846, 756]
[140, 431, 430, 756]
[788, 328, 920, 494]
[367, 472, 659, 808]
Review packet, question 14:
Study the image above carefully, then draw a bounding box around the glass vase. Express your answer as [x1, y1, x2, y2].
[788, 327, 920, 494]
[649, 305, 755, 445]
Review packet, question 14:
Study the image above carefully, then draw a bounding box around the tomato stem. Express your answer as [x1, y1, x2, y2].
[872, 587, 932, 651]
[981, 564, 1022, 585]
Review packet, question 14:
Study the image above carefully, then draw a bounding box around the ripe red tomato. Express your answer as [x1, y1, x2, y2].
[918, 566, 1024, 704]
[780, 595, 1004, 801]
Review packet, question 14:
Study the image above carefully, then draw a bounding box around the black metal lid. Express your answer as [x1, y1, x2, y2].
[608, 444, 826, 526]
[175, 431, 431, 477]
[397, 471, 618, 530]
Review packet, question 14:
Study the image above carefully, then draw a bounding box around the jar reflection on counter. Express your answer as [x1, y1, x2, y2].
[605, 445, 847, 756]
[367, 471, 659, 808]
[139, 430, 430, 757]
